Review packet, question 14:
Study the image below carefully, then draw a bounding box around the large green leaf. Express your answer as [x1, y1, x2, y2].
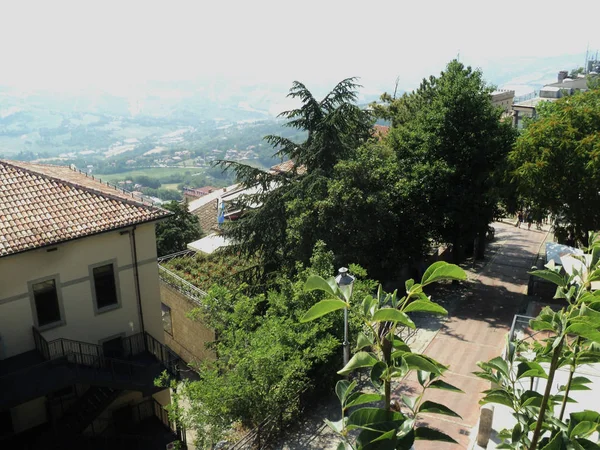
[355, 332, 374, 351]
[324, 418, 345, 434]
[540, 431, 566, 450]
[300, 299, 347, 322]
[335, 380, 356, 406]
[304, 275, 339, 297]
[568, 411, 600, 437]
[418, 401, 462, 418]
[530, 319, 555, 332]
[485, 356, 510, 378]
[403, 300, 448, 315]
[346, 393, 385, 408]
[517, 361, 548, 380]
[372, 309, 416, 329]
[520, 390, 544, 408]
[574, 438, 600, 450]
[421, 261, 466, 286]
[570, 421, 597, 439]
[347, 407, 405, 429]
[370, 361, 387, 392]
[404, 354, 444, 375]
[338, 352, 378, 376]
[559, 376, 592, 392]
[480, 389, 514, 408]
[428, 379, 464, 393]
[565, 324, 600, 343]
[529, 269, 567, 287]
[414, 426, 457, 443]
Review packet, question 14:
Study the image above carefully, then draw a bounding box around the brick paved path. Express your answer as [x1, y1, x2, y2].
[406, 221, 550, 449]
[275, 221, 550, 450]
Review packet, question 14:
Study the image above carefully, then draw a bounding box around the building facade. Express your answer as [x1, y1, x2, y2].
[0, 160, 186, 448]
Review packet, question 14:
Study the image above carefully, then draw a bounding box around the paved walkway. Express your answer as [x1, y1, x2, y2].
[405, 221, 550, 449]
[275, 221, 550, 450]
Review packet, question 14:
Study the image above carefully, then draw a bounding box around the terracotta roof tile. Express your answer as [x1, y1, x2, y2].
[0, 160, 171, 257]
[269, 160, 307, 175]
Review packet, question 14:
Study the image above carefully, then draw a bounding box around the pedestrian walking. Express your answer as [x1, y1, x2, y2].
[527, 211, 533, 230]
[516, 211, 523, 228]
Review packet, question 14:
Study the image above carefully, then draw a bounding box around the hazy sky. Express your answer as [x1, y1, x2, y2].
[1, 0, 599, 96]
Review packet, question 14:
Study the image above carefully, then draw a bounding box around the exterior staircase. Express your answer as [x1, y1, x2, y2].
[54, 386, 121, 435]
[36, 386, 121, 448]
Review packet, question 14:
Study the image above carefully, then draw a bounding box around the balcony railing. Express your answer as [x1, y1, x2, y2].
[0, 327, 191, 410]
[32, 326, 185, 378]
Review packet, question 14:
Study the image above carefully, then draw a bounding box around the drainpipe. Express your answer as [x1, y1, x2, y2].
[128, 226, 146, 342]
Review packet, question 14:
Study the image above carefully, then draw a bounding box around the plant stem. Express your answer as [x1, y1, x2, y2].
[530, 337, 563, 450]
[378, 322, 393, 411]
[559, 337, 580, 421]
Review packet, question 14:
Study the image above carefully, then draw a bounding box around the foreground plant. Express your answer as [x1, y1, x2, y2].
[476, 233, 600, 449]
[301, 261, 467, 449]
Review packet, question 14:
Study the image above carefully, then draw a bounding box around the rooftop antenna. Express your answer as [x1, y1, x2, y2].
[585, 43, 589, 73]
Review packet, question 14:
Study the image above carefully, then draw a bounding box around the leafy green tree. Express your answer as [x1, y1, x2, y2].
[155, 201, 202, 256]
[317, 141, 431, 280]
[134, 175, 161, 189]
[509, 87, 600, 246]
[218, 79, 374, 270]
[165, 242, 377, 448]
[476, 233, 600, 449]
[380, 60, 516, 261]
[301, 261, 467, 448]
[569, 67, 585, 78]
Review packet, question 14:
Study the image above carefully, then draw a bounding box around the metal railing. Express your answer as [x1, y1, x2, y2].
[32, 326, 185, 378]
[33, 326, 101, 364]
[513, 90, 540, 104]
[158, 264, 208, 305]
[157, 249, 197, 264]
[32, 327, 185, 381]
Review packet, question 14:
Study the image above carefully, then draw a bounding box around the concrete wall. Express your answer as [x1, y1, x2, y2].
[160, 282, 215, 365]
[10, 396, 47, 433]
[491, 91, 515, 113]
[0, 222, 163, 358]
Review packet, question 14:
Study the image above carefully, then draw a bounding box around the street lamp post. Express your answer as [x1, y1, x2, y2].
[335, 267, 355, 367]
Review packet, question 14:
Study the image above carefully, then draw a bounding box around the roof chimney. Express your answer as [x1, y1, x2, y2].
[558, 70, 568, 82]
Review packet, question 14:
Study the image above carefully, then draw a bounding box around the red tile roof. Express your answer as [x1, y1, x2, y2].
[0, 160, 171, 257]
[373, 125, 390, 139]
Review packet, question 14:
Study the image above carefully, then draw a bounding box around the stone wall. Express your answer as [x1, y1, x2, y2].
[160, 282, 215, 365]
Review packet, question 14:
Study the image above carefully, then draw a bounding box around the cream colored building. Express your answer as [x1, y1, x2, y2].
[490, 89, 515, 115]
[0, 160, 187, 448]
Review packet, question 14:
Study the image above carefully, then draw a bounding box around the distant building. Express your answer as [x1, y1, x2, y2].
[187, 160, 306, 233]
[512, 71, 595, 128]
[490, 90, 515, 115]
[183, 186, 218, 202]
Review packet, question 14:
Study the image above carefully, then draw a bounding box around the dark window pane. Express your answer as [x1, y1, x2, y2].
[33, 279, 61, 326]
[93, 264, 118, 309]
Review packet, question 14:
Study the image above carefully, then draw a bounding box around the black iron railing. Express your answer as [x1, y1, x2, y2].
[33, 327, 101, 364]
[32, 326, 185, 379]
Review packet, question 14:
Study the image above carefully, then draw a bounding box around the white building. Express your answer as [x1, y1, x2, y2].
[0, 160, 186, 448]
